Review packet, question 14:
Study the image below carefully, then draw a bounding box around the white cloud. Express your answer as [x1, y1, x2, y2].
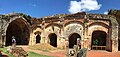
[69, 0, 102, 13]
[104, 11, 108, 14]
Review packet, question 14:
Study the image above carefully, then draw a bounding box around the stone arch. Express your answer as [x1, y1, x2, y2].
[4, 17, 30, 34]
[5, 18, 30, 46]
[48, 33, 57, 47]
[32, 26, 42, 35]
[88, 24, 109, 50]
[44, 25, 61, 39]
[64, 21, 84, 27]
[68, 33, 81, 48]
[32, 26, 42, 45]
[65, 23, 83, 40]
[44, 25, 60, 47]
[45, 23, 62, 29]
[32, 26, 42, 31]
[91, 30, 107, 50]
[88, 22, 109, 28]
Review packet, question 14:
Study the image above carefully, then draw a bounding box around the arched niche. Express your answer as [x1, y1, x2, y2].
[32, 26, 42, 44]
[36, 34, 41, 43]
[48, 33, 57, 47]
[6, 18, 30, 46]
[65, 23, 83, 40]
[68, 33, 81, 48]
[44, 25, 60, 39]
[91, 30, 107, 50]
[88, 25, 109, 50]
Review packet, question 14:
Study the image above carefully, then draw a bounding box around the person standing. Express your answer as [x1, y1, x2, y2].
[12, 36, 16, 49]
[77, 38, 81, 49]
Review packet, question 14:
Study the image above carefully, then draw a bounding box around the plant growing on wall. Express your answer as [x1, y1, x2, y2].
[93, 39, 98, 46]
[20, 13, 32, 25]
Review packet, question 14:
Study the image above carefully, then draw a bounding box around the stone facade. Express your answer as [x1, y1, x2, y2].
[0, 10, 120, 52]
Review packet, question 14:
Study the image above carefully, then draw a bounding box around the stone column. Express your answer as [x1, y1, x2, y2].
[58, 36, 65, 49]
[111, 26, 118, 52]
[41, 30, 46, 43]
[41, 32, 46, 43]
[83, 38, 88, 48]
[3, 35, 6, 46]
[112, 39, 118, 52]
[59, 17, 65, 49]
[110, 16, 119, 52]
[65, 38, 69, 57]
[30, 33, 36, 45]
[81, 40, 84, 49]
[41, 20, 46, 43]
[83, 15, 89, 49]
[106, 27, 112, 51]
[88, 38, 91, 50]
[41, 36, 46, 43]
[29, 32, 33, 45]
[44, 36, 48, 43]
[84, 23, 89, 49]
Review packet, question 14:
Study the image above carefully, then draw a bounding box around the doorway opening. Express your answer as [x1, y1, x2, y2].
[36, 34, 41, 43]
[91, 30, 107, 50]
[6, 19, 30, 46]
[118, 39, 120, 51]
[49, 33, 57, 47]
[69, 33, 81, 48]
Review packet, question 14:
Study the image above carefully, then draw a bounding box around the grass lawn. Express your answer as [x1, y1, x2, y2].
[28, 51, 53, 57]
[0, 47, 15, 57]
[0, 47, 53, 57]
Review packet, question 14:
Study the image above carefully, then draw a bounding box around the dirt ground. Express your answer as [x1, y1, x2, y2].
[87, 50, 120, 57]
[20, 46, 120, 57]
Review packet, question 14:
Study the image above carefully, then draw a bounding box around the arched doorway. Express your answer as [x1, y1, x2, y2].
[91, 30, 107, 50]
[36, 34, 41, 43]
[49, 33, 57, 47]
[119, 39, 120, 51]
[6, 19, 30, 46]
[69, 33, 81, 48]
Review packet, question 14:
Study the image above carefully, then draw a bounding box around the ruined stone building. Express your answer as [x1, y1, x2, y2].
[0, 10, 120, 52]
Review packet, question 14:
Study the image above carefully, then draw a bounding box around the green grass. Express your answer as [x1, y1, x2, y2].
[0, 47, 53, 57]
[28, 51, 53, 57]
[0, 48, 15, 57]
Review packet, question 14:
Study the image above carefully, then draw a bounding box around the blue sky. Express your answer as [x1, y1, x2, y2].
[0, 0, 120, 18]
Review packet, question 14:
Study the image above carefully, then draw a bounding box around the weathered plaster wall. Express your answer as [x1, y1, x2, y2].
[1, 10, 119, 52]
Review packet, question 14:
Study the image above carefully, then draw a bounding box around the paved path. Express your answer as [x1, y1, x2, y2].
[19, 46, 120, 57]
[87, 50, 120, 57]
